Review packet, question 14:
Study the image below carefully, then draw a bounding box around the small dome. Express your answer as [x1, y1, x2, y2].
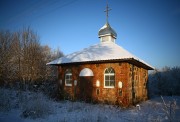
[98, 22, 117, 38]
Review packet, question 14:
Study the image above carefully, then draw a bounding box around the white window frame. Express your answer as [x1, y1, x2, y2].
[104, 68, 115, 88]
[65, 71, 72, 86]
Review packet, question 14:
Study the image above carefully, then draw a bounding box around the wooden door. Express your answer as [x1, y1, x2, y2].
[78, 76, 93, 102]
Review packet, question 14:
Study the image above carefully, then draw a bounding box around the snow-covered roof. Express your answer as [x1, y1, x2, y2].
[47, 42, 154, 70]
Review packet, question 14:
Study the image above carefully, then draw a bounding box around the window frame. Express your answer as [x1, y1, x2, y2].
[65, 70, 72, 86]
[104, 67, 115, 88]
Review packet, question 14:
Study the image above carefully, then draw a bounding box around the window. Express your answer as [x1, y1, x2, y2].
[65, 69, 72, 86]
[104, 67, 115, 88]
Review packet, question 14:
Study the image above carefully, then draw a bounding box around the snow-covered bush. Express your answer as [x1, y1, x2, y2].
[0, 88, 12, 112]
[161, 96, 177, 122]
[20, 92, 54, 119]
[0, 88, 55, 119]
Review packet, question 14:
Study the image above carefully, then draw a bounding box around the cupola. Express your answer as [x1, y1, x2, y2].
[98, 3, 117, 43]
[98, 22, 117, 43]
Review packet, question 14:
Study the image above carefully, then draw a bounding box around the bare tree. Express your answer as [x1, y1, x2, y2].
[148, 66, 180, 97]
[43, 46, 64, 81]
[0, 31, 14, 86]
[0, 28, 64, 90]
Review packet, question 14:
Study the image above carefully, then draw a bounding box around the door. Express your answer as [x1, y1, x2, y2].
[78, 76, 93, 102]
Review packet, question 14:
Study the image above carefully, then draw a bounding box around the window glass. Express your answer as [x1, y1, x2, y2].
[105, 75, 109, 80]
[110, 76, 114, 80]
[110, 81, 114, 86]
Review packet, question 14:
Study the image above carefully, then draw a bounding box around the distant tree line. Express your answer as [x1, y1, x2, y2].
[0, 27, 63, 91]
[148, 66, 180, 97]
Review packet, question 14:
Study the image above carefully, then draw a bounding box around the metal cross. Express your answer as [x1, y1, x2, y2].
[104, 3, 111, 22]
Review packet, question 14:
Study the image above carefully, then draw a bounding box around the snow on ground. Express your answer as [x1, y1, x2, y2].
[0, 88, 180, 122]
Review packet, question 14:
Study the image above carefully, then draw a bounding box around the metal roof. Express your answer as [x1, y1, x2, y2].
[98, 22, 117, 38]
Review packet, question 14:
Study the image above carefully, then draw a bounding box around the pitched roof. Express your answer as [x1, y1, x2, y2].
[47, 42, 154, 70]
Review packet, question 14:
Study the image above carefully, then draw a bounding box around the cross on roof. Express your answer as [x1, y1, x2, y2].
[104, 3, 111, 22]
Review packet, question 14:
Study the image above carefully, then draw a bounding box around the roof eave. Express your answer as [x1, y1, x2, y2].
[47, 58, 154, 70]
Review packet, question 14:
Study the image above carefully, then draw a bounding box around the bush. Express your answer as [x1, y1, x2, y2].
[20, 92, 54, 119]
[0, 88, 12, 112]
[148, 66, 180, 97]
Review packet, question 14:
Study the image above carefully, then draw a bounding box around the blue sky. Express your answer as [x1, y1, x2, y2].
[0, 0, 180, 69]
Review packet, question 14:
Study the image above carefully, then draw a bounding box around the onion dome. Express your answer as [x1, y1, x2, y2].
[98, 22, 117, 39]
